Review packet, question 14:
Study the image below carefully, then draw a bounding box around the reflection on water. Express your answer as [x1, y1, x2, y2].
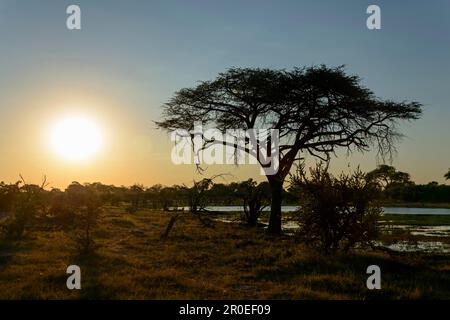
[382, 207, 450, 215]
[211, 213, 450, 254]
[385, 225, 450, 237]
[171, 206, 450, 253]
[374, 241, 450, 253]
[172, 206, 450, 215]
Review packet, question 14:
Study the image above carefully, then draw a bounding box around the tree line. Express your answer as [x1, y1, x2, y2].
[365, 165, 450, 204]
[1, 165, 449, 221]
[1, 164, 448, 254]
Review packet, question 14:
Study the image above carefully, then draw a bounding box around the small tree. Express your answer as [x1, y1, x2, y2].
[445, 169, 450, 181]
[185, 177, 215, 214]
[292, 164, 381, 254]
[48, 189, 75, 227]
[2, 176, 48, 239]
[0, 181, 20, 213]
[126, 184, 144, 213]
[66, 182, 102, 254]
[236, 179, 270, 226]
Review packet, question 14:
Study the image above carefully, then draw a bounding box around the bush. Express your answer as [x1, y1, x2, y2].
[1, 180, 46, 239]
[236, 179, 270, 226]
[47, 190, 75, 227]
[291, 164, 381, 254]
[65, 182, 102, 254]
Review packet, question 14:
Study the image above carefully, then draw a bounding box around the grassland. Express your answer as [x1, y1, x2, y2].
[0, 208, 449, 299]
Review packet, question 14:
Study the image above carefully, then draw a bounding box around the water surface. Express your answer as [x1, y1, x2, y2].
[174, 206, 450, 215]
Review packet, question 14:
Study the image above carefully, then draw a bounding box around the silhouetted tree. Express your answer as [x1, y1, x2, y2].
[0, 181, 20, 213]
[445, 169, 450, 181]
[236, 179, 270, 226]
[65, 182, 103, 254]
[366, 165, 411, 189]
[126, 184, 144, 213]
[157, 66, 422, 233]
[207, 183, 236, 205]
[185, 177, 215, 214]
[1, 176, 48, 239]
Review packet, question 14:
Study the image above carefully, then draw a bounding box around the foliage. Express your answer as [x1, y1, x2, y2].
[156, 65, 422, 233]
[65, 182, 103, 254]
[0, 177, 47, 239]
[366, 164, 411, 189]
[445, 169, 450, 181]
[386, 182, 450, 203]
[291, 164, 382, 254]
[126, 184, 145, 213]
[234, 179, 270, 226]
[184, 177, 216, 214]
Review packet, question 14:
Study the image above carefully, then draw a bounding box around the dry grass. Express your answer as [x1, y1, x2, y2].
[0, 208, 448, 299]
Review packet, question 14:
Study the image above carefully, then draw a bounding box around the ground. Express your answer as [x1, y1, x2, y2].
[0, 208, 449, 299]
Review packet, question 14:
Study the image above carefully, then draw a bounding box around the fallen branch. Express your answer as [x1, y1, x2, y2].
[160, 215, 179, 240]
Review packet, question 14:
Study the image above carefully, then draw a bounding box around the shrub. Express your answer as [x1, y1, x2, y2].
[236, 179, 270, 226]
[185, 178, 215, 214]
[291, 164, 381, 254]
[1, 179, 46, 239]
[65, 182, 102, 254]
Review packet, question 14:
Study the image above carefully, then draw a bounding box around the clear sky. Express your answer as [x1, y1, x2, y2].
[0, 0, 449, 188]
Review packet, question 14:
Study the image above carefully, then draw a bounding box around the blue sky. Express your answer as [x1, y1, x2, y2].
[0, 0, 449, 187]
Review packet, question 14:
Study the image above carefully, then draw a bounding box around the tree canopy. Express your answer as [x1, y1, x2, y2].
[366, 164, 412, 189]
[157, 65, 423, 233]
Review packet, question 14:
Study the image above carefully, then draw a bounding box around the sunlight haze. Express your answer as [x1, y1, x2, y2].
[0, 0, 449, 188]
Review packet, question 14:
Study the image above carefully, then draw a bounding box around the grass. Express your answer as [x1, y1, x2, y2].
[0, 207, 449, 299]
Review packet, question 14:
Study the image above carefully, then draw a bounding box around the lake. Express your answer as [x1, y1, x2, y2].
[173, 206, 450, 215]
[170, 205, 450, 253]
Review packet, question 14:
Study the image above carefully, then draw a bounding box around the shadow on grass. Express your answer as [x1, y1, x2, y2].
[251, 251, 450, 299]
[0, 239, 17, 266]
[72, 252, 118, 299]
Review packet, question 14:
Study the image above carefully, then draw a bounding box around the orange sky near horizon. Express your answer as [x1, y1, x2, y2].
[1, 1, 449, 190]
[0, 67, 447, 190]
[0, 83, 447, 190]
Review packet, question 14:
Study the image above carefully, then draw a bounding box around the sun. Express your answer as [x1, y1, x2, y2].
[49, 115, 103, 162]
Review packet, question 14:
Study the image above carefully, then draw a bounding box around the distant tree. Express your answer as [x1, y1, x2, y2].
[207, 183, 236, 206]
[0, 181, 20, 213]
[126, 184, 144, 213]
[2, 176, 48, 239]
[157, 66, 422, 234]
[366, 165, 411, 189]
[48, 188, 74, 225]
[185, 178, 215, 214]
[445, 169, 450, 181]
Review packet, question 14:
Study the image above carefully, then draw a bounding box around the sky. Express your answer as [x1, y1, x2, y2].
[0, 0, 449, 188]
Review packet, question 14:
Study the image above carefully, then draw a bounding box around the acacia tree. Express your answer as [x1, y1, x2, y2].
[156, 66, 422, 234]
[366, 165, 411, 189]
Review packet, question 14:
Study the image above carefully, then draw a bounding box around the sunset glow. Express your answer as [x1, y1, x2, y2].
[49, 115, 103, 162]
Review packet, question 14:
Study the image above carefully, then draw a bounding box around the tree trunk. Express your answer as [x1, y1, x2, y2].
[267, 177, 283, 234]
